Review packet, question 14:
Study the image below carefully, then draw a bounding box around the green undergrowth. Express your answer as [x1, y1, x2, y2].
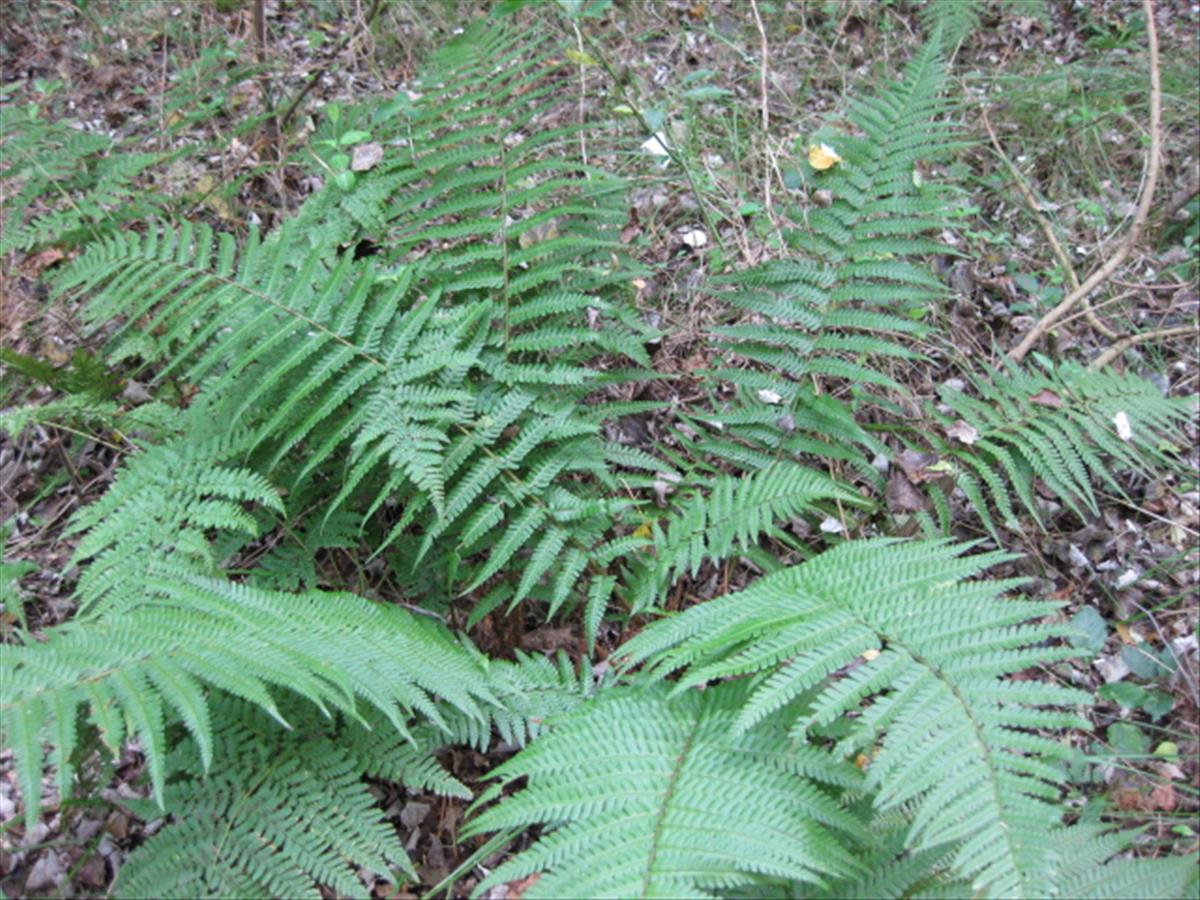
[1, 4, 1197, 899]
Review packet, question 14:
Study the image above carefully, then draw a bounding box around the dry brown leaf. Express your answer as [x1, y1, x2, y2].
[886, 472, 927, 514]
[895, 448, 937, 483]
[351, 142, 384, 172]
[945, 420, 979, 445]
[1149, 782, 1177, 811]
[1029, 388, 1064, 408]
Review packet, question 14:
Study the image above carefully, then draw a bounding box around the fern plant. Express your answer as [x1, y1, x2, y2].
[0, 571, 495, 829]
[48, 21, 658, 635]
[698, 43, 960, 481]
[919, 0, 1052, 56]
[915, 359, 1196, 538]
[470, 540, 1197, 899]
[467, 680, 867, 899]
[2, 11, 1196, 900]
[114, 698, 468, 899]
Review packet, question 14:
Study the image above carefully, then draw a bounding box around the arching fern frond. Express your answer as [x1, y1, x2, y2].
[921, 360, 1197, 536]
[114, 697, 467, 899]
[619, 539, 1091, 897]
[465, 681, 867, 899]
[66, 433, 283, 613]
[623, 462, 871, 613]
[441, 650, 608, 751]
[702, 43, 960, 477]
[0, 574, 493, 829]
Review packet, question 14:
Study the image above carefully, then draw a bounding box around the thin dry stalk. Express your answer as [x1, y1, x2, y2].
[1088, 324, 1198, 370]
[982, 110, 1117, 340]
[1008, 0, 1162, 362]
[748, 0, 782, 240]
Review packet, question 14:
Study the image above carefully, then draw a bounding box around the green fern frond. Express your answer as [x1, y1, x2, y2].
[0, 574, 493, 829]
[466, 681, 867, 899]
[619, 539, 1091, 896]
[445, 650, 608, 751]
[703, 44, 959, 474]
[920, 0, 1051, 56]
[0, 117, 165, 252]
[924, 360, 1197, 534]
[919, 0, 983, 53]
[624, 462, 871, 612]
[1041, 825, 1200, 899]
[65, 434, 283, 613]
[114, 698, 465, 899]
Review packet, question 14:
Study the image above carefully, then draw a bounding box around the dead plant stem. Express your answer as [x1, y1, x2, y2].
[1008, 0, 1162, 363]
[982, 109, 1117, 340]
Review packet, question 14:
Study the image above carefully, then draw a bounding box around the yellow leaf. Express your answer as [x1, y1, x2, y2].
[565, 49, 597, 67]
[1115, 622, 1141, 645]
[854, 753, 871, 771]
[808, 142, 842, 171]
[632, 522, 653, 539]
[862, 648, 880, 661]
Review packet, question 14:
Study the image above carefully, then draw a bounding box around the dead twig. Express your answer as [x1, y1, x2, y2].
[982, 110, 1117, 340]
[277, 0, 386, 134]
[252, 0, 279, 159]
[748, 0, 780, 238]
[571, 20, 588, 167]
[1157, 169, 1199, 228]
[1008, 0, 1162, 363]
[1088, 324, 1198, 370]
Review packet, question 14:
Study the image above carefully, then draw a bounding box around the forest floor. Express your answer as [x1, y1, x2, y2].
[1, 1, 1198, 897]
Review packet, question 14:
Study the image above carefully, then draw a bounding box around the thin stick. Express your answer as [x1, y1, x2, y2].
[572, 20, 588, 167]
[278, 0, 385, 133]
[1053, 289, 1138, 330]
[982, 109, 1117, 340]
[252, 0, 279, 158]
[1157, 168, 1199, 227]
[1008, 0, 1162, 362]
[1088, 324, 1198, 370]
[748, 0, 779, 234]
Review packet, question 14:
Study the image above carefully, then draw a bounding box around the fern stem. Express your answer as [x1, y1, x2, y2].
[641, 711, 701, 898]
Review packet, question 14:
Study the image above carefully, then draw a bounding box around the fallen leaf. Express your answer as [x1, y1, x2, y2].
[564, 49, 597, 67]
[351, 142, 383, 172]
[25, 852, 67, 892]
[681, 227, 708, 249]
[895, 448, 937, 482]
[27, 248, 65, 273]
[886, 472, 927, 514]
[1113, 788, 1151, 811]
[504, 874, 542, 900]
[945, 420, 979, 445]
[1029, 388, 1063, 408]
[520, 626, 576, 653]
[641, 132, 671, 158]
[808, 142, 842, 170]
[1149, 782, 1177, 811]
[819, 516, 845, 535]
